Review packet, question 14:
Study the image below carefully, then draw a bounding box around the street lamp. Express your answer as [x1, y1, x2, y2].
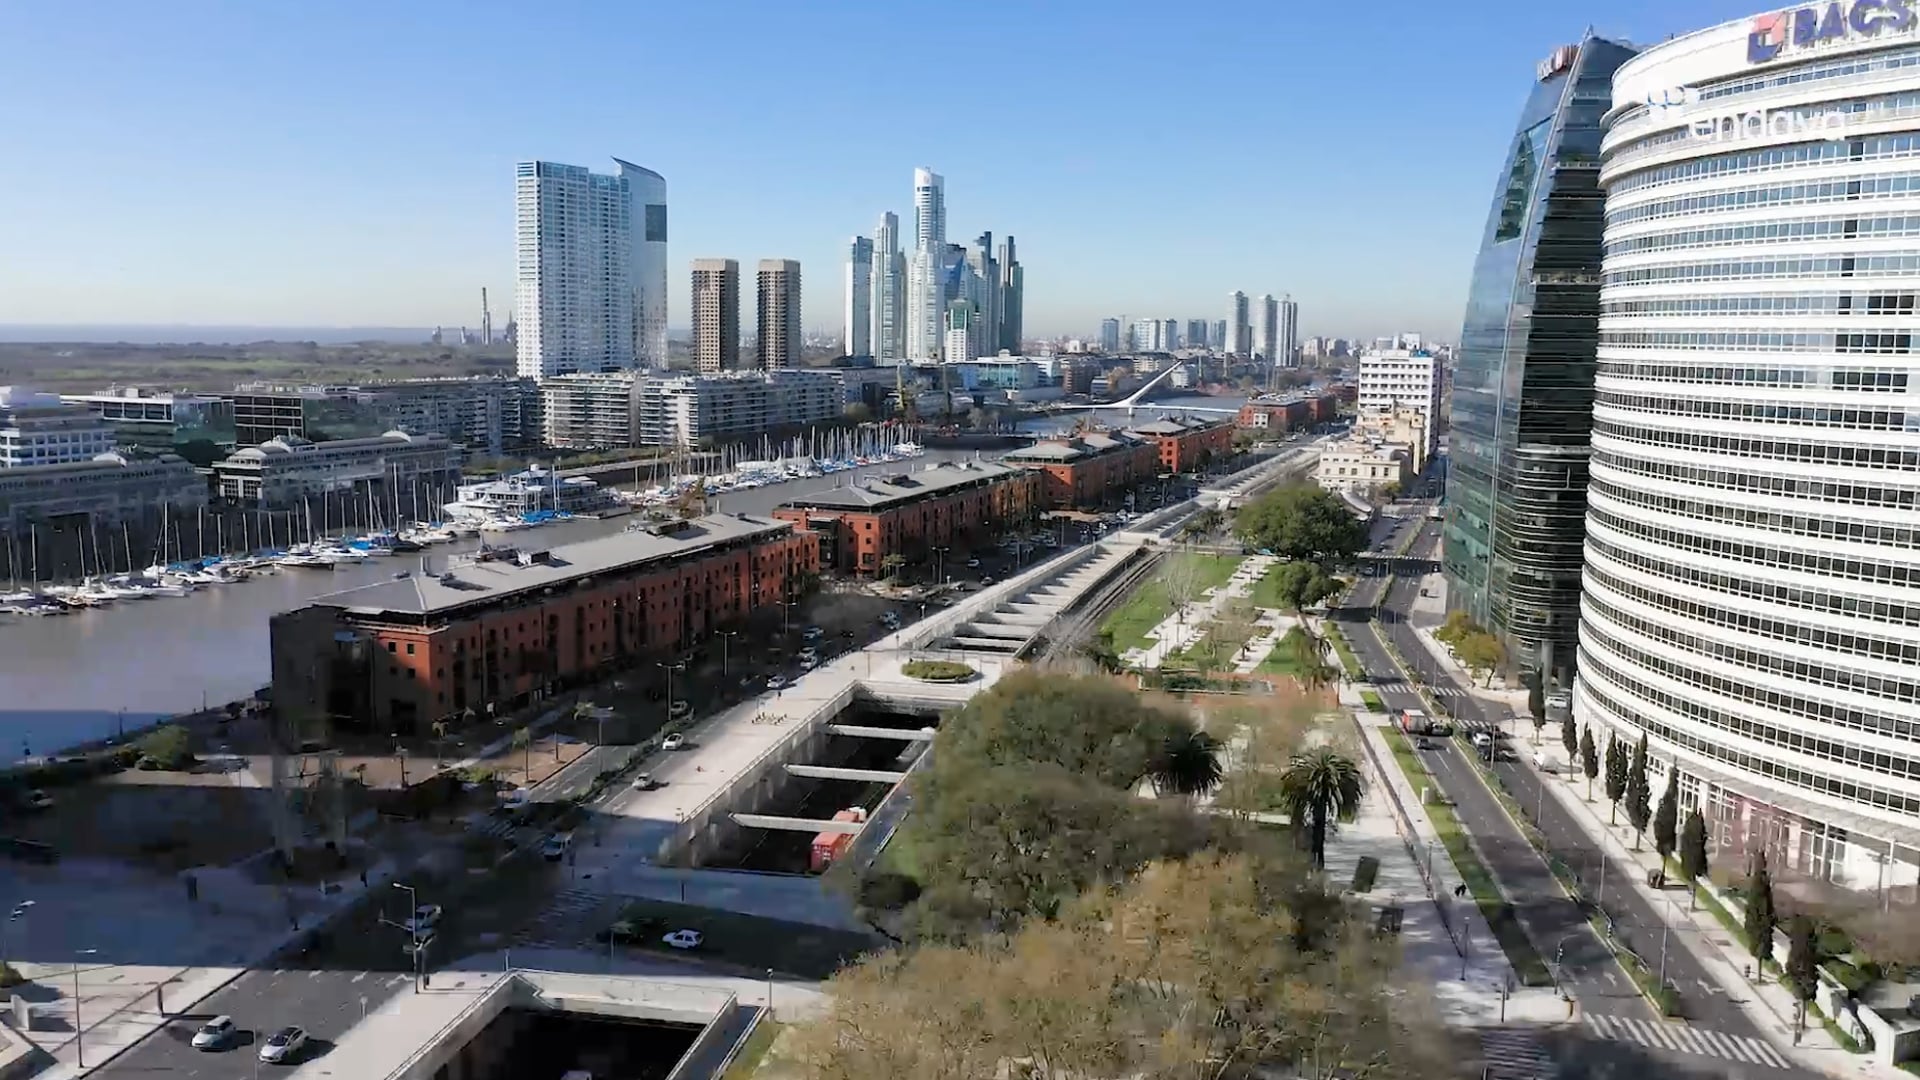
[1, 900, 34, 973]
[392, 882, 422, 993]
[718, 631, 739, 675]
[71, 947, 98, 1067]
[656, 661, 686, 719]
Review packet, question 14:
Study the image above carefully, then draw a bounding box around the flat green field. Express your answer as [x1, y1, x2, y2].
[1100, 554, 1244, 653]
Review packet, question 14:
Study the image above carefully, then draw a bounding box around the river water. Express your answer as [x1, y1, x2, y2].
[0, 448, 990, 758]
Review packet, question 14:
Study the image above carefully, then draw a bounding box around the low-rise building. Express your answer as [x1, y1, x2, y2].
[228, 379, 540, 456]
[1127, 417, 1234, 474]
[1002, 430, 1159, 509]
[1235, 391, 1342, 435]
[0, 451, 208, 533]
[540, 370, 848, 449]
[540, 371, 641, 450]
[1315, 438, 1411, 497]
[772, 461, 1040, 575]
[270, 512, 817, 732]
[1353, 404, 1430, 472]
[212, 431, 461, 508]
[59, 388, 237, 457]
[0, 387, 118, 468]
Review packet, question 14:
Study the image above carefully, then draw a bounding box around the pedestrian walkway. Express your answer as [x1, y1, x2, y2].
[1230, 609, 1299, 674]
[1123, 554, 1272, 669]
[1586, 1013, 1795, 1069]
[1480, 1026, 1559, 1079]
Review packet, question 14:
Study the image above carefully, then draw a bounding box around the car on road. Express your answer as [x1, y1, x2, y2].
[797, 647, 818, 666]
[979, 576, 995, 586]
[403, 904, 443, 934]
[20, 789, 52, 813]
[662, 929, 704, 950]
[766, 675, 789, 690]
[661, 733, 686, 751]
[878, 611, 901, 629]
[801, 625, 824, 641]
[632, 772, 664, 790]
[191, 1015, 237, 1050]
[667, 700, 690, 720]
[965, 557, 981, 569]
[541, 833, 573, 861]
[257, 1026, 307, 1064]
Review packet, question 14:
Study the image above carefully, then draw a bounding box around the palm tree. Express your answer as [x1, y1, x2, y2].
[1279, 747, 1365, 869]
[429, 720, 449, 766]
[1149, 729, 1224, 799]
[1289, 630, 1338, 694]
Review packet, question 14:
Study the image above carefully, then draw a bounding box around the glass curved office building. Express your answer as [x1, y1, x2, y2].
[1444, 35, 1636, 686]
[1581, 7, 1920, 890]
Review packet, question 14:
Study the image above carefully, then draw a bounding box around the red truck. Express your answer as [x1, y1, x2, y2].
[1398, 709, 1450, 737]
[809, 807, 869, 873]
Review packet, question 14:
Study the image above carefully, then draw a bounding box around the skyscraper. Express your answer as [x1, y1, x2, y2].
[1099, 318, 1122, 353]
[1575, 18, 1920, 890]
[844, 237, 873, 357]
[613, 159, 668, 368]
[1227, 292, 1251, 356]
[870, 212, 906, 363]
[906, 168, 947, 360]
[1277, 297, 1299, 369]
[690, 258, 740, 374]
[756, 259, 802, 370]
[1254, 294, 1279, 361]
[966, 231, 1000, 355]
[1212, 320, 1227, 352]
[944, 298, 976, 364]
[996, 235, 1022, 352]
[1186, 320, 1208, 350]
[1443, 34, 1634, 686]
[514, 160, 636, 379]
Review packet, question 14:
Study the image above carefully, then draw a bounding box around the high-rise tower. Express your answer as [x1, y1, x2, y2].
[514, 160, 636, 378]
[906, 168, 946, 360]
[997, 235, 1022, 353]
[613, 159, 668, 368]
[844, 237, 874, 357]
[757, 259, 802, 370]
[870, 211, 906, 363]
[1227, 292, 1251, 357]
[690, 258, 740, 373]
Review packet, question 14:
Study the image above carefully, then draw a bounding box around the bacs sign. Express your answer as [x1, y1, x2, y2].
[1748, 0, 1919, 64]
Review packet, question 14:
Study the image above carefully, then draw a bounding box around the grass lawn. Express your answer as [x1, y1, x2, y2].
[1324, 626, 1365, 681]
[618, 898, 880, 979]
[721, 1020, 785, 1079]
[1380, 728, 1552, 986]
[877, 826, 925, 882]
[1256, 628, 1307, 676]
[1360, 690, 1386, 712]
[1100, 553, 1245, 652]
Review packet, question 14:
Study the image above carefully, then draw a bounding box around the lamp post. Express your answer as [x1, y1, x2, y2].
[656, 661, 685, 720]
[71, 948, 98, 1067]
[1, 900, 34, 974]
[766, 968, 775, 1019]
[392, 882, 421, 993]
[719, 631, 739, 675]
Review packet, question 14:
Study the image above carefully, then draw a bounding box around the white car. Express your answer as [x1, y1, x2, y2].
[191, 1015, 236, 1050]
[403, 904, 443, 935]
[801, 625, 824, 641]
[766, 675, 788, 690]
[965, 558, 982, 569]
[661, 733, 686, 751]
[662, 929, 704, 950]
[541, 833, 572, 861]
[257, 1026, 307, 1064]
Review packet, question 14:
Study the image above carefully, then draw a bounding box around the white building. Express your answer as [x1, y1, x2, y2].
[614, 159, 668, 368]
[1254, 294, 1279, 361]
[1576, 12, 1920, 892]
[0, 387, 117, 468]
[906, 168, 946, 360]
[1278, 297, 1300, 369]
[1314, 439, 1410, 495]
[514, 160, 637, 379]
[540, 370, 846, 448]
[844, 236, 873, 357]
[213, 432, 461, 508]
[540, 371, 643, 450]
[869, 212, 906, 363]
[1356, 349, 1439, 462]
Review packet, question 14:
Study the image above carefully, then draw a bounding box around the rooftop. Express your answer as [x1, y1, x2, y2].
[307, 512, 796, 618]
[1127, 417, 1223, 436]
[776, 461, 1023, 510]
[1003, 431, 1148, 463]
[224, 431, 450, 461]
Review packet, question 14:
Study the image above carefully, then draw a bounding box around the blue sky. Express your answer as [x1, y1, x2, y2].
[2, 0, 1763, 343]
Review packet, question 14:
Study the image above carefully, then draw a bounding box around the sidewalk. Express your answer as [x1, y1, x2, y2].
[1401, 582, 1899, 1079]
[1123, 554, 1274, 669]
[1333, 685, 1568, 1027]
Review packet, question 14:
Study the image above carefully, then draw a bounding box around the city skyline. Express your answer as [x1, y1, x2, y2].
[0, 0, 1766, 343]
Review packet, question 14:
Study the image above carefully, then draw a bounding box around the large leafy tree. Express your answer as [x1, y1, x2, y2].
[1265, 560, 1340, 615]
[1233, 484, 1370, 567]
[1278, 747, 1365, 869]
[935, 669, 1190, 790]
[1455, 632, 1506, 688]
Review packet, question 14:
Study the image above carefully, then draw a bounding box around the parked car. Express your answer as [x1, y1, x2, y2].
[965, 557, 982, 569]
[767, 675, 789, 690]
[541, 833, 573, 861]
[667, 700, 690, 720]
[403, 904, 443, 935]
[632, 773, 664, 791]
[661, 733, 686, 751]
[801, 625, 824, 641]
[191, 1016, 237, 1050]
[257, 1026, 307, 1064]
[20, 789, 52, 813]
[662, 929, 704, 950]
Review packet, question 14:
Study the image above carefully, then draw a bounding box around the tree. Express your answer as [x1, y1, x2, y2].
[1604, 735, 1631, 824]
[1746, 847, 1778, 967]
[1278, 747, 1365, 870]
[1786, 917, 1818, 998]
[1264, 559, 1341, 616]
[1232, 484, 1370, 567]
[1209, 699, 1316, 820]
[1560, 701, 1579, 762]
[512, 726, 532, 783]
[880, 553, 907, 581]
[935, 670, 1190, 790]
[1653, 765, 1679, 865]
[1149, 729, 1224, 799]
[1580, 726, 1599, 800]
[1625, 734, 1652, 849]
[136, 724, 195, 771]
[1380, 480, 1403, 502]
[1455, 632, 1506, 688]
[1679, 808, 1710, 910]
[1436, 610, 1480, 648]
[430, 719, 450, 766]
[1527, 675, 1546, 728]
[1286, 629, 1339, 696]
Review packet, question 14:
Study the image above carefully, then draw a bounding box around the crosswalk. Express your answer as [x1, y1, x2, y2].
[1586, 1013, 1794, 1069]
[1479, 1027, 1557, 1080]
[468, 816, 521, 843]
[511, 887, 613, 949]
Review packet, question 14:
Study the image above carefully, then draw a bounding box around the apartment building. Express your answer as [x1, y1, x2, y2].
[0, 387, 118, 468]
[772, 461, 1039, 575]
[1002, 431, 1159, 509]
[540, 371, 641, 450]
[0, 451, 208, 533]
[757, 259, 802, 370]
[691, 258, 741, 373]
[59, 389, 236, 455]
[270, 513, 817, 732]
